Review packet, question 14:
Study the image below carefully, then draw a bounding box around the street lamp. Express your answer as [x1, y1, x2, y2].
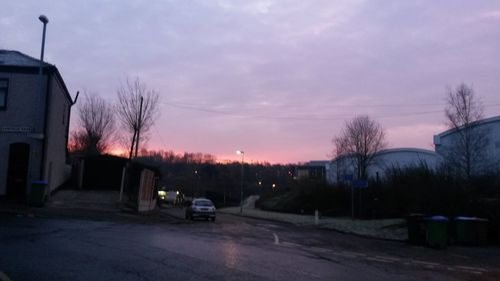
[194, 170, 200, 197]
[236, 150, 244, 213]
[35, 15, 49, 193]
[38, 15, 49, 63]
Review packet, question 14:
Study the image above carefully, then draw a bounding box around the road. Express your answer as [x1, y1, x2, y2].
[1, 212, 499, 281]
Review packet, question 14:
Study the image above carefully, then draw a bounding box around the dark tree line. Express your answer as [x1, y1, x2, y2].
[135, 149, 297, 206]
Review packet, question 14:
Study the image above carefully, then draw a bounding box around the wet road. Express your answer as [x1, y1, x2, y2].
[1, 213, 499, 281]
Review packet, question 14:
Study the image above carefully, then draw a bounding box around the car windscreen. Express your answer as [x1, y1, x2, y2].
[194, 200, 213, 207]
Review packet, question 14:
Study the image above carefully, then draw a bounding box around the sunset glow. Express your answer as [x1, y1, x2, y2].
[3, 1, 499, 164]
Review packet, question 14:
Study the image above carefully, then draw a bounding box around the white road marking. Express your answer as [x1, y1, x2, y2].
[281, 241, 301, 248]
[410, 260, 441, 267]
[453, 265, 488, 272]
[330, 252, 359, 258]
[257, 223, 280, 229]
[365, 257, 395, 263]
[447, 266, 485, 275]
[342, 251, 366, 257]
[309, 246, 332, 253]
[373, 255, 401, 262]
[273, 233, 279, 245]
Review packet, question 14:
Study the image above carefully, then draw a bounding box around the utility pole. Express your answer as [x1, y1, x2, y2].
[236, 150, 244, 213]
[134, 96, 144, 158]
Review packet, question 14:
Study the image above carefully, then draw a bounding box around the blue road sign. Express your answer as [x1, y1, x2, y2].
[343, 174, 354, 181]
[353, 180, 368, 189]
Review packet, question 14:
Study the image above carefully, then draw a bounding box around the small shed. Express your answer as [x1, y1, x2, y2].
[75, 155, 128, 190]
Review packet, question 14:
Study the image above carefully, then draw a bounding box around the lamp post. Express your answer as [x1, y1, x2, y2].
[236, 150, 244, 213]
[35, 15, 49, 198]
[39, 15, 49, 63]
[194, 170, 200, 197]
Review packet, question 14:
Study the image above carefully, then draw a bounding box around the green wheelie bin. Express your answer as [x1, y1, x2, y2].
[407, 213, 426, 245]
[425, 216, 449, 249]
[28, 180, 48, 207]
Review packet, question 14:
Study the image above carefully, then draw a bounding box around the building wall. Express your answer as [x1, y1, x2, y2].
[43, 74, 72, 192]
[369, 149, 442, 179]
[327, 148, 441, 184]
[0, 72, 48, 196]
[0, 67, 71, 196]
[434, 116, 500, 174]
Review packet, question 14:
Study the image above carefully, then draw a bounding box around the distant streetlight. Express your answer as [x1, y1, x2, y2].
[236, 150, 244, 213]
[194, 170, 200, 196]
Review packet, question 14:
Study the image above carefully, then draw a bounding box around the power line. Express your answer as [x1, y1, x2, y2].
[153, 123, 169, 151]
[162, 101, 500, 121]
[163, 99, 500, 109]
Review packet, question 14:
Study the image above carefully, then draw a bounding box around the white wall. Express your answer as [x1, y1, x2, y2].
[327, 148, 441, 184]
[434, 116, 500, 174]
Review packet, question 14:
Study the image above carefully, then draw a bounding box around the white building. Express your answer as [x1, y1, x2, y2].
[0, 50, 74, 201]
[327, 148, 441, 184]
[434, 115, 500, 175]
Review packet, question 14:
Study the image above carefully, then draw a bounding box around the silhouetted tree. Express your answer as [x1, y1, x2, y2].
[69, 93, 115, 155]
[333, 115, 386, 180]
[444, 83, 488, 179]
[116, 78, 159, 159]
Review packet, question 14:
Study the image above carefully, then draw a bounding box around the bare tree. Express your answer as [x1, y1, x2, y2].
[333, 115, 386, 180]
[116, 78, 159, 159]
[444, 83, 488, 179]
[69, 94, 115, 155]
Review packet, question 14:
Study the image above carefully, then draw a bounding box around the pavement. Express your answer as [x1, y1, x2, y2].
[0, 190, 175, 224]
[1, 190, 404, 240]
[220, 207, 407, 241]
[220, 194, 407, 241]
[161, 205, 407, 241]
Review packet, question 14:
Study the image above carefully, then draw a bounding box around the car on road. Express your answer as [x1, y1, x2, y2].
[185, 198, 216, 221]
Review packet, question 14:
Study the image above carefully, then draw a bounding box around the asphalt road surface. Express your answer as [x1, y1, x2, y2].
[1, 212, 499, 281]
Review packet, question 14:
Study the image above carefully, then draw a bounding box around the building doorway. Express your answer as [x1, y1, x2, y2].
[6, 143, 30, 201]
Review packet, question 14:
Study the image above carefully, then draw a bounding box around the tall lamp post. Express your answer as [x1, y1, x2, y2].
[37, 15, 49, 191]
[236, 150, 244, 213]
[39, 15, 49, 63]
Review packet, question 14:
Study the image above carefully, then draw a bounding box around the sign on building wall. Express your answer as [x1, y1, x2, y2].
[1, 127, 33, 133]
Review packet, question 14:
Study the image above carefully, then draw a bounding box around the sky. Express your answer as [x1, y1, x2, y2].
[1, 1, 500, 164]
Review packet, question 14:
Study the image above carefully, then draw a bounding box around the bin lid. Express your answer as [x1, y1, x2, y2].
[455, 216, 489, 222]
[32, 180, 48, 184]
[455, 216, 476, 221]
[427, 216, 449, 222]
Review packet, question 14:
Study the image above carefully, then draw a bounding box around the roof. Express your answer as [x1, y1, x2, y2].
[332, 147, 439, 162]
[436, 115, 500, 138]
[0, 50, 73, 103]
[307, 160, 330, 167]
[376, 147, 438, 157]
[0, 50, 51, 67]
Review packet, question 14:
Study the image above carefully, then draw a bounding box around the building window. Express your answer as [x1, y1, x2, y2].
[0, 79, 8, 110]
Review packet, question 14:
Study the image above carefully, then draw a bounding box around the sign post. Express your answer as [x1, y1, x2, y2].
[343, 175, 355, 220]
[353, 180, 368, 219]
